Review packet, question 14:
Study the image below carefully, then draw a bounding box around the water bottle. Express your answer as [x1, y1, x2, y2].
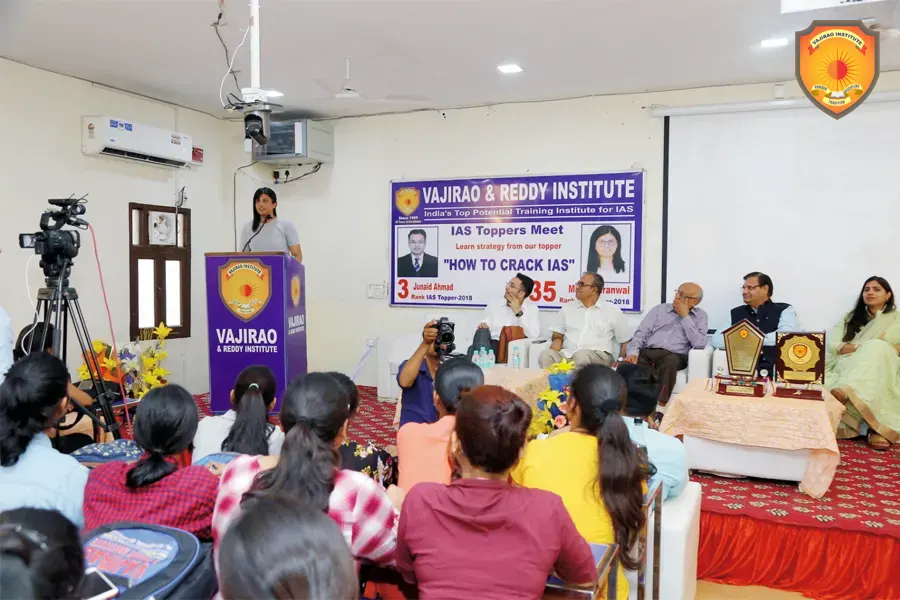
[487, 349, 496, 369]
[479, 347, 488, 371]
[512, 347, 522, 370]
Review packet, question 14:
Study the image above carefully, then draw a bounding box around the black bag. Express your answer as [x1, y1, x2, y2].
[82, 522, 217, 600]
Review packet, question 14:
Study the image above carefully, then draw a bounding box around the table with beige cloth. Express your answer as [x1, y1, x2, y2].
[660, 379, 845, 498]
[484, 366, 549, 410]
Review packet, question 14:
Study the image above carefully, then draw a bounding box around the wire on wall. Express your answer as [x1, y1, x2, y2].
[278, 163, 322, 184]
[233, 161, 256, 251]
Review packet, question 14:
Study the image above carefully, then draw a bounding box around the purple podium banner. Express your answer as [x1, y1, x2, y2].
[390, 171, 644, 312]
[205, 253, 307, 414]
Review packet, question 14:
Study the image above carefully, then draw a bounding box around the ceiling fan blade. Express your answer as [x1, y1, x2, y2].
[382, 93, 431, 102]
[312, 77, 336, 95]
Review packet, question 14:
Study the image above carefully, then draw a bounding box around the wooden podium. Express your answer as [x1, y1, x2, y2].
[204, 252, 307, 414]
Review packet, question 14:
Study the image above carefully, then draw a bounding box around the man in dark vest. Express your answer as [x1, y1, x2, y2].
[711, 271, 798, 375]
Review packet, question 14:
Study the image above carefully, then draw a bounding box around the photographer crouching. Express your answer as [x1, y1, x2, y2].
[395, 319, 456, 428]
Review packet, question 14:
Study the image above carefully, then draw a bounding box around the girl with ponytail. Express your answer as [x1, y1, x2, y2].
[512, 364, 645, 600]
[84, 384, 220, 540]
[193, 366, 283, 463]
[0, 508, 85, 600]
[212, 372, 402, 568]
[0, 353, 88, 529]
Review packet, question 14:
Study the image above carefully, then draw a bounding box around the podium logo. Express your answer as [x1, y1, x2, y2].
[219, 259, 272, 322]
[290, 275, 302, 308]
[395, 187, 420, 216]
[796, 20, 879, 119]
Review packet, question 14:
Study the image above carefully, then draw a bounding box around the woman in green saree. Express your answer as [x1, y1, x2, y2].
[826, 276, 900, 450]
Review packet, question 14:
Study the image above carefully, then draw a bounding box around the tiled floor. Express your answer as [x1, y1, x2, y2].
[697, 582, 804, 599]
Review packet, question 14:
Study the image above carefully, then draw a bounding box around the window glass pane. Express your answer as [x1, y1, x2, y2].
[137, 259, 155, 328]
[165, 260, 182, 327]
[131, 209, 141, 245]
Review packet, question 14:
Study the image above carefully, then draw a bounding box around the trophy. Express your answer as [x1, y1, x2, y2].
[773, 332, 825, 400]
[715, 319, 768, 397]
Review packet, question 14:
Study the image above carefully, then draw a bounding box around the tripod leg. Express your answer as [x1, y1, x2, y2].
[66, 293, 122, 441]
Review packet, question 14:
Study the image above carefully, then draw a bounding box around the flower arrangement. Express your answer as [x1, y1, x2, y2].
[79, 323, 172, 399]
[527, 358, 576, 439]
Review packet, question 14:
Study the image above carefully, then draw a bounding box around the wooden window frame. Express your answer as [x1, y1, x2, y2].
[129, 202, 192, 340]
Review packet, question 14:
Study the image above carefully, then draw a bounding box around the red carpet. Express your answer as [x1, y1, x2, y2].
[694, 439, 900, 599]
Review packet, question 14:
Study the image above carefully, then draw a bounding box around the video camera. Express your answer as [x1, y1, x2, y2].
[431, 317, 456, 357]
[19, 197, 89, 279]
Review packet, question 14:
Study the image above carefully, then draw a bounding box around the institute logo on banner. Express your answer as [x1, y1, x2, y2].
[219, 259, 272, 322]
[290, 275, 302, 308]
[395, 187, 420, 216]
[796, 20, 879, 119]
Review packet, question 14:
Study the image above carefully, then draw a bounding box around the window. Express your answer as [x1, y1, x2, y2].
[129, 203, 191, 339]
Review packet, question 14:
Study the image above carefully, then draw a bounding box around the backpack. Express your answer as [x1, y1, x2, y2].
[82, 522, 217, 600]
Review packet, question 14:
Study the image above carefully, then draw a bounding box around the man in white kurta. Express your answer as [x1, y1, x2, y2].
[539, 272, 632, 368]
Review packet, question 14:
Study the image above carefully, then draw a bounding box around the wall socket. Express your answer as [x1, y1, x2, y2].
[367, 282, 388, 299]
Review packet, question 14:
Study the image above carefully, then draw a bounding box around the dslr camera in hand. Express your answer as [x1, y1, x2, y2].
[432, 317, 456, 358]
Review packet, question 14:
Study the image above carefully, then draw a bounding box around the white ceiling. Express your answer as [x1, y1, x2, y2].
[2, 0, 899, 119]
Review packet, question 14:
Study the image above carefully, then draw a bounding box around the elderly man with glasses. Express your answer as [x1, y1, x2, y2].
[469, 273, 540, 358]
[538, 272, 632, 369]
[623, 282, 708, 404]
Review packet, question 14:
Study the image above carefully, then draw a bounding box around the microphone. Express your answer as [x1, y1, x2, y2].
[242, 216, 269, 252]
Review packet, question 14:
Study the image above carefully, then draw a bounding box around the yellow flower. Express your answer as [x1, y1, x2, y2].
[102, 356, 118, 371]
[134, 387, 147, 399]
[155, 350, 168, 362]
[77, 364, 91, 381]
[547, 358, 576, 375]
[141, 355, 157, 371]
[144, 372, 162, 388]
[92, 340, 107, 355]
[153, 323, 172, 341]
[538, 388, 563, 406]
[151, 367, 171, 380]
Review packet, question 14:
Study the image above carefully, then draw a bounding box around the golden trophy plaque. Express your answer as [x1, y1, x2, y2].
[715, 319, 768, 397]
[773, 332, 825, 400]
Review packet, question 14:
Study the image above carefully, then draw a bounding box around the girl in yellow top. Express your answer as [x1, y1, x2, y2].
[511, 364, 645, 600]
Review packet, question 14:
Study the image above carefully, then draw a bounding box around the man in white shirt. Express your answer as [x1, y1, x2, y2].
[468, 274, 540, 358]
[539, 272, 631, 368]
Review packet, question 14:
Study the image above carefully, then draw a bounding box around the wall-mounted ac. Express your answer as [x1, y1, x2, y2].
[82, 116, 193, 168]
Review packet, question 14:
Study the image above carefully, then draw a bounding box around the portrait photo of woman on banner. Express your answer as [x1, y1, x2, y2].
[584, 224, 631, 284]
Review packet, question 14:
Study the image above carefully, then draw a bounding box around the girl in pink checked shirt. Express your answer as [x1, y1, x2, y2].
[212, 372, 405, 569]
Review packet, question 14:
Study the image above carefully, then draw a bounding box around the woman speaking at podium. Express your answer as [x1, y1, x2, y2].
[239, 187, 303, 262]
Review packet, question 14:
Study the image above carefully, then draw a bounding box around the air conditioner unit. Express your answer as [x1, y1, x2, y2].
[81, 116, 193, 168]
[253, 119, 334, 165]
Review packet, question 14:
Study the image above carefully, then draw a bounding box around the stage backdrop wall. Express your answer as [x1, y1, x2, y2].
[0, 58, 244, 394]
[234, 72, 900, 388]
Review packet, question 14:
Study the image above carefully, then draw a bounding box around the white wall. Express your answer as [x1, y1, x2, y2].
[239, 72, 900, 388]
[0, 58, 241, 393]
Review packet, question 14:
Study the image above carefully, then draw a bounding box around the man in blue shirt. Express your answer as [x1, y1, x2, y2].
[396, 321, 442, 427]
[0, 304, 13, 385]
[617, 362, 688, 501]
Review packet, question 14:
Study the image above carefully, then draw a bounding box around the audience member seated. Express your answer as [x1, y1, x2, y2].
[331, 371, 397, 487]
[539, 273, 632, 369]
[469, 273, 540, 357]
[397, 385, 596, 599]
[512, 365, 645, 600]
[396, 321, 441, 427]
[212, 372, 401, 567]
[0, 303, 12, 384]
[83, 384, 219, 539]
[397, 356, 483, 489]
[0, 354, 88, 528]
[193, 365, 284, 463]
[711, 272, 797, 375]
[218, 495, 358, 600]
[623, 282, 707, 404]
[827, 276, 900, 450]
[0, 508, 85, 600]
[617, 363, 688, 500]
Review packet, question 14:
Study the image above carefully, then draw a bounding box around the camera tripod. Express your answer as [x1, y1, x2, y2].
[31, 260, 121, 441]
